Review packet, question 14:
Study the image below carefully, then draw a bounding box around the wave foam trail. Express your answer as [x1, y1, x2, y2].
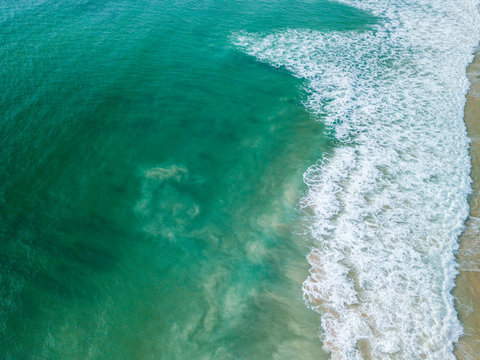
[234, 0, 480, 359]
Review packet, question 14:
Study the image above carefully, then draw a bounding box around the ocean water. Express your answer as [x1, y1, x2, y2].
[0, 1, 478, 359]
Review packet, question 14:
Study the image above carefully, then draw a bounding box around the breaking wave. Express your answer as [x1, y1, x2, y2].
[233, 0, 480, 358]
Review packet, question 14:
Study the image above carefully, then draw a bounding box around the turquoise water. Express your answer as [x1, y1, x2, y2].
[0, 1, 378, 359]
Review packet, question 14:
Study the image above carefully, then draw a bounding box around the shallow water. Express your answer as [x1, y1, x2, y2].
[454, 51, 480, 360]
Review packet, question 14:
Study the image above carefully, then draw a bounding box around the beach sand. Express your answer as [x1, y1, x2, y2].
[454, 51, 480, 360]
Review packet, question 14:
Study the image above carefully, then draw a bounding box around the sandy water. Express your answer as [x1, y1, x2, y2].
[455, 50, 480, 360]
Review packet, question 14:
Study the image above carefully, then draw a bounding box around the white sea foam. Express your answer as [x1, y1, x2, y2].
[233, 1, 480, 358]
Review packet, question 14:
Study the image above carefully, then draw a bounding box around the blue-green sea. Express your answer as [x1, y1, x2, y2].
[0, 1, 375, 359]
[2, 1, 480, 359]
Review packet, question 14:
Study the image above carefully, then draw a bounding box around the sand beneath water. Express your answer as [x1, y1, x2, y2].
[454, 50, 480, 360]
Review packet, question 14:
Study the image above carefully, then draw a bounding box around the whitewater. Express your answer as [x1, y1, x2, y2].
[234, 0, 480, 359]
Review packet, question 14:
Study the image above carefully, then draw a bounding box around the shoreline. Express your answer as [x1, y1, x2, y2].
[454, 50, 480, 360]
